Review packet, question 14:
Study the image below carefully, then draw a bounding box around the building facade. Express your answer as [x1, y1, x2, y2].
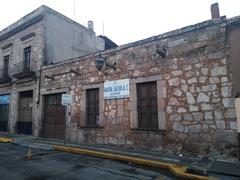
[1, 4, 240, 160]
[40, 16, 240, 160]
[0, 5, 105, 136]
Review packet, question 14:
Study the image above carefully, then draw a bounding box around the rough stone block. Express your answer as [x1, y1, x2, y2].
[177, 107, 187, 113]
[212, 98, 220, 103]
[184, 126, 189, 133]
[202, 84, 217, 92]
[199, 76, 207, 83]
[216, 120, 226, 129]
[168, 97, 180, 106]
[214, 110, 223, 119]
[173, 122, 184, 132]
[225, 109, 236, 119]
[221, 86, 232, 97]
[221, 77, 228, 83]
[222, 98, 235, 108]
[192, 112, 203, 122]
[201, 68, 208, 75]
[183, 65, 192, 71]
[207, 51, 225, 59]
[209, 77, 219, 83]
[214, 130, 237, 145]
[186, 92, 195, 104]
[203, 124, 209, 132]
[168, 78, 180, 86]
[189, 124, 202, 133]
[194, 63, 203, 69]
[229, 122, 237, 130]
[181, 79, 187, 84]
[133, 70, 141, 76]
[171, 70, 183, 76]
[204, 111, 213, 120]
[185, 71, 196, 79]
[211, 66, 227, 76]
[163, 73, 171, 80]
[187, 77, 198, 84]
[174, 89, 182, 96]
[197, 93, 210, 102]
[189, 105, 199, 112]
[201, 103, 213, 110]
[169, 114, 182, 121]
[181, 84, 188, 92]
[183, 114, 193, 121]
[189, 85, 195, 93]
[166, 106, 173, 114]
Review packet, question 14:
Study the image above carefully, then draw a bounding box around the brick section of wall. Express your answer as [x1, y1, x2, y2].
[41, 19, 238, 160]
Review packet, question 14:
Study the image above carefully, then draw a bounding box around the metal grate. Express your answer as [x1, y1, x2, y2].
[137, 81, 158, 130]
[0, 55, 10, 80]
[12, 46, 32, 75]
[24, 46, 31, 70]
[86, 88, 99, 127]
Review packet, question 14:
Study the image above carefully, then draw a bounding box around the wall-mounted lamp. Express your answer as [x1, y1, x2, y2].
[95, 54, 116, 71]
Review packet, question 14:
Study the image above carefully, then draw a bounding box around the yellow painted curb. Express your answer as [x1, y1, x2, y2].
[53, 145, 218, 180]
[0, 137, 14, 143]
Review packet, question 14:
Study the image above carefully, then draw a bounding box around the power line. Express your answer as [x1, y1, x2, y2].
[72, 0, 76, 59]
[102, 21, 105, 36]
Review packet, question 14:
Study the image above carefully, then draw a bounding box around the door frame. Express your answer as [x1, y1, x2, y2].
[0, 94, 10, 132]
[17, 90, 33, 135]
[43, 93, 66, 139]
[41, 88, 70, 140]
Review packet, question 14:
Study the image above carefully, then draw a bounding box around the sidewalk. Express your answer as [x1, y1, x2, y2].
[0, 134, 240, 180]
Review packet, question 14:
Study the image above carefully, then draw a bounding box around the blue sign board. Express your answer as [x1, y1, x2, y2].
[0, 95, 10, 105]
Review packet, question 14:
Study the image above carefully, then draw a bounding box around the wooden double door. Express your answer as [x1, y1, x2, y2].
[43, 94, 66, 140]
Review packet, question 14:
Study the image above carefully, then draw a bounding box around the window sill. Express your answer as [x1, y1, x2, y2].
[131, 128, 166, 134]
[79, 126, 104, 130]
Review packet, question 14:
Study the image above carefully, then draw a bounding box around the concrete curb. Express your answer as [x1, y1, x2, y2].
[0, 137, 14, 143]
[13, 139, 54, 151]
[53, 145, 217, 180]
[0, 136, 217, 180]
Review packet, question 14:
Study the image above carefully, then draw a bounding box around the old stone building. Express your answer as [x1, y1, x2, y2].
[0, 5, 107, 136]
[39, 10, 240, 159]
[1, 4, 240, 160]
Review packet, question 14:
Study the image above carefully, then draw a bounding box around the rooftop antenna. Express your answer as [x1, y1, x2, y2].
[73, 0, 76, 18]
[72, 0, 76, 59]
[102, 21, 105, 36]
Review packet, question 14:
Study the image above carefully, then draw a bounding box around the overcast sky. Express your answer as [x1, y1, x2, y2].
[0, 0, 239, 45]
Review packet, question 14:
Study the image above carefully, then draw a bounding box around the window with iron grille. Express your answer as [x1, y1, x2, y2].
[137, 81, 158, 130]
[24, 46, 31, 71]
[3, 55, 9, 78]
[86, 88, 99, 127]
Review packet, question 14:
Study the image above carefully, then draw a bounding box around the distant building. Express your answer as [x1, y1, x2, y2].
[98, 35, 118, 50]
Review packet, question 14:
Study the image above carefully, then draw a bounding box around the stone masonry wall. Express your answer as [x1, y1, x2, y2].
[0, 19, 45, 135]
[41, 18, 238, 160]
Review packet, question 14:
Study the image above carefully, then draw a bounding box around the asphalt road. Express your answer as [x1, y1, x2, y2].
[0, 143, 178, 180]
